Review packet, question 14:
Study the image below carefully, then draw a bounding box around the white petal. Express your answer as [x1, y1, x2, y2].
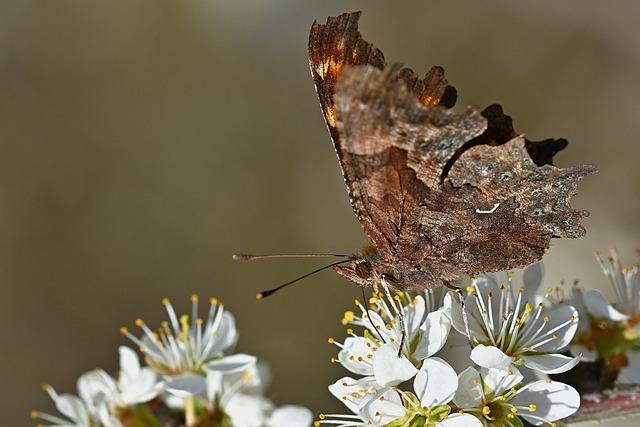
[373, 343, 418, 387]
[337, 337, 375, 376]
[165, 372, 206, 397]
[225, 393, 273, 427]
[118, 346, 141, 380]
[359, 387, 405, 424]
[266, 405, 313, 427]
[583, 289, 629, 321]
[205, 353, 257, 373]
[205, 311, 239, 357]
[414, 309, 452, 360]
[512, 380, 580, 423]
[119, 368, 160, 404]
[452, 367, 483, 408]
[519, 262, 544, 304]
[44, 386, 90, 423]
[470, 345, 514, 370]
[482, 367, 523, 396]
[405, 295, 427, 337]
[533, 305, 579, 352]
[450, 292, 484, 338]
[439, 413, 484, 427]
[328, 376, 378, 413]
[522, 353, 581, 374]
[618, 351, 640, 383]
[570, 344, 597, 362]
[414, 357, 458, 406]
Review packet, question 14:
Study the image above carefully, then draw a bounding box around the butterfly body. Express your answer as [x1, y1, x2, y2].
[309, 12, 596, 291]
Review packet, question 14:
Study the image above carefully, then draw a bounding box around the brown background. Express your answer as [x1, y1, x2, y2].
[1, 1, 639, 425]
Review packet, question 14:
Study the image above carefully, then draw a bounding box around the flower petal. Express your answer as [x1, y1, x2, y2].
[439, 412, 484, 427]
[414, 309, 452, 360]
[267, 405, 313, 427]
[359, 387, 405, 425]
[522, 353, 581, 374]
[583, 289, 628, 321]
[618, 351, 640, 383]
[532, 304, 579, 352]
[414, 357, 458, 406]
[337, 337, 375, 376]
[328, 376, 378, 413]
[512, 380, 579, 424]
[205, 353, 257, 374]
[470, 344, 514, 370]
[452, 367, 483, 408]
[570, 344, 597, 362]
[165, 372, 206, 397]
[373, 343, 418, 387]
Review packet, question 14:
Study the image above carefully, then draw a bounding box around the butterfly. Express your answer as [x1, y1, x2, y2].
[308, 11, 596, 292]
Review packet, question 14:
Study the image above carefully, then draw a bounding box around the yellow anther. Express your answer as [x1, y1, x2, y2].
[328, 338, 334, 344]
[511, 407, 518, 413]
[482, 406, 491, 415]
[120, 327, 128, 333]
[342, 311, 355, 325]
[553, 334, 558, 340]
[135, 318, 143, 326]
[546, 378, 551, 383]
[162, 297, 170, 304]
[543, 316, 549, 322]
[346, 328, 353, 335]
[519, 287, 524, 292]
[191, 294, 198, 302]
[529, 404, 537, 412]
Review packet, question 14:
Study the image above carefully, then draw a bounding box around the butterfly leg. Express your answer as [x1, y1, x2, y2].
[379, 274, 407, 358]
[361, 286, 386, 344]
[443, 281, 473, 348]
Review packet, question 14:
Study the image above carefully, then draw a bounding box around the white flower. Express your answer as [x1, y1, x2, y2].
[206, 360, 312, 427]
[452, 264, 580, 374]
[322, 358, 481, 427]
[77, 346, 161, 416]
[32, 385, 94, 427]
[597, 249, 640, 316]
[121, 295, 256, 397]
[453, 366, 580, 426]
[331, 290, 451, 387]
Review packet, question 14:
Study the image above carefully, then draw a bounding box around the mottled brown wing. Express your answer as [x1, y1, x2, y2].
[308, 11, 386, 153]
[309, 12, 458, 259]
[334, 65, 596, 275]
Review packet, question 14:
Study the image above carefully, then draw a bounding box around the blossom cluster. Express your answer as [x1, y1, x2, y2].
[560, 249, 640, 391]
[33, 295, 313, 427]
[318, 264, 582, 427]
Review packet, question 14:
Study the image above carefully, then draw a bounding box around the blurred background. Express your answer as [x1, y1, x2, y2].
[1, 0, 639, 424]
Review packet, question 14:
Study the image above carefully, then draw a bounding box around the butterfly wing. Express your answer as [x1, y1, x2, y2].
[309, 12, 458, 260]
[334, 64, 596, 281]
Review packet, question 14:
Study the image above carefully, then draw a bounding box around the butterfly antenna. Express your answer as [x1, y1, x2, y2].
[254, 259, 350, 299]
[232, 253, 349, 261]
